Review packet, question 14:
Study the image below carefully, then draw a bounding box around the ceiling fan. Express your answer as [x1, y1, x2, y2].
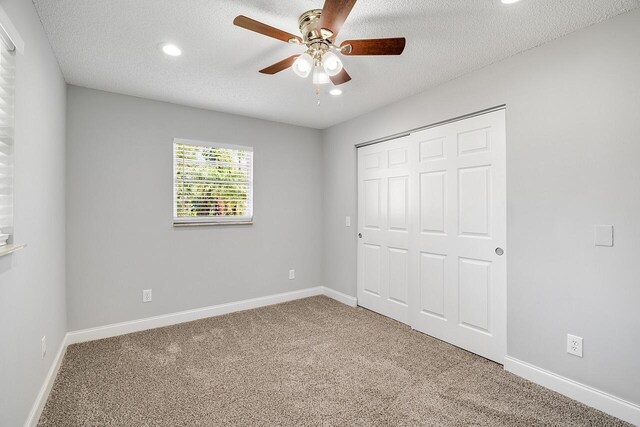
[233, 0, 406, 90]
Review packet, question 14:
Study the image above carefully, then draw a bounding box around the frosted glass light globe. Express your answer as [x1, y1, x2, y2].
[292, 53, 314, 78]
[322, 51, 343, 76]
[312, 65, 330, 85]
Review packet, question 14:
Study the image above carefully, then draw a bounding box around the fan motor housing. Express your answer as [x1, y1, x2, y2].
[298, 9, 325, 43]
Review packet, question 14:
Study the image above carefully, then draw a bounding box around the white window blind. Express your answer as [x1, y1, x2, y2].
[173, 139, 253, 225]
[0, 41, 15, 238]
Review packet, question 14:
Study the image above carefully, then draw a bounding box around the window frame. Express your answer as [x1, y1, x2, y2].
[0, 37, 15, 242]
[172, 138, 254, 227]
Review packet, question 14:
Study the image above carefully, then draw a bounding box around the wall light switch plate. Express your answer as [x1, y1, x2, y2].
[594, 225, 613, 247]
[346, 216, 351, 227]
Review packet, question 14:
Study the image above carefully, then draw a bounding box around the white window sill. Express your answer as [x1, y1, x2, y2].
[173, 220, 253, 227]
[0, 243, 26, 257]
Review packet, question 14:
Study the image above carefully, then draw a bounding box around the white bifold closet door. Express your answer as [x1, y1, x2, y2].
[357, 109, 506, 363]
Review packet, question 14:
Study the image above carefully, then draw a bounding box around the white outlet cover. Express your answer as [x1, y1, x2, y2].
[346, 216, 351, 227]
[142, 289, 152, 303]
[288, 270, 295, 280]
[594, 225, 613, 247]
[567, 334, 583, 357]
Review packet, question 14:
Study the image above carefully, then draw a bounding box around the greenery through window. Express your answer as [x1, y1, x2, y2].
[173, 140, 253, 225]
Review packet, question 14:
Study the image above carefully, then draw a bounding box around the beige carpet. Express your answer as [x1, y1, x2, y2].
[39, 296, 628, 426]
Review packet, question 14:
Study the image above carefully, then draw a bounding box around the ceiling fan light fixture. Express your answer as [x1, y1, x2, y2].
[322, 51, 343, 76]
[312, 65, 331, 85]
[292, 53, 314, 78]
[233, 3, 407, 99]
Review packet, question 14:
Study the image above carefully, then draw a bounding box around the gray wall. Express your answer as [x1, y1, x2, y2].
[322, 9, 640, 405]
[66, 86, 324, 331]
[5, 4, 638, 423]
[0, 1, 67, 426]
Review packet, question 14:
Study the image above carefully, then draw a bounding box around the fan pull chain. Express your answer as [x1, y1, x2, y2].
[316, 85, 321, 106]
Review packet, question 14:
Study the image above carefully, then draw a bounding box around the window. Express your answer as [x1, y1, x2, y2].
[0, 37, 15, 241]
[173, 139, 253, 225]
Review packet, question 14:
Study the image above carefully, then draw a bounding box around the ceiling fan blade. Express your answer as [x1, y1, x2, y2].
[319, 0, 357, 39]
[341, 38, 406, 55]
[233, 15, 301, 43]
[259, 55, 300, 75]
[330, 68, 351, 85]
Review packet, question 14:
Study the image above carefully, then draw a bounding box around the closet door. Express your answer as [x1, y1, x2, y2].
[356, 109, 506, 363]
[408, 109, 506, 363]
[357, 136, 412, 324]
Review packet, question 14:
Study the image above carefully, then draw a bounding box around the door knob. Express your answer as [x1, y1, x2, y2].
[495, 247, 504, 256]
[358, 233, 363, 238]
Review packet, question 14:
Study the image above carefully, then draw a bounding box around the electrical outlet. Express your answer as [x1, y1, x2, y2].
[41, 336, 46, 359]
[288, 269, 295, 280]
[142, 289, 152, 303]
[345, 216, 351, 227]
[567, 334, 583, 357]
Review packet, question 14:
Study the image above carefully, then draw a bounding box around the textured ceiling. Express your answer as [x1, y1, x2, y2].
[33, 0, 639, 129]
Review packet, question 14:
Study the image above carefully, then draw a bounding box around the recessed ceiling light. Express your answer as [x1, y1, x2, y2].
[161, 43, 182, 57]
[330, 88, 343, 96]
[501, 0, 521, 4]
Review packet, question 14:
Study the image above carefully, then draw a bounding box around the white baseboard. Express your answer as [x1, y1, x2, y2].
[504, 356, 640, 425]
[322, 286, 358, 307]
[65, 286, 357, 346]
[67, 286, 330, 345]
[24, 336, 68, 427]
[27, 286, 353, 426]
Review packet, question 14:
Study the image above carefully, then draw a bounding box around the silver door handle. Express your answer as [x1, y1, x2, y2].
[495, 247, 504, 256]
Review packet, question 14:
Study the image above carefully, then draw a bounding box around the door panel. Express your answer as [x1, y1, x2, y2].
[363, 244, 381, 295]
[410, 110, 506, 363]
[388, 248, 409, 304]
[419, 252, 446, 318]
[357, 109, 506, 363]
[458, 257, 491, 332]
[388, 147, 408, 167]
[420, 171, 447, 234]
[458, 166, 491, 237]
[388, 176, 409, 231]
[420, 137, 447, 161]
[357, 137, 411, 324]
[363, 179, 381, 228]
[457, 127, 491, 156]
